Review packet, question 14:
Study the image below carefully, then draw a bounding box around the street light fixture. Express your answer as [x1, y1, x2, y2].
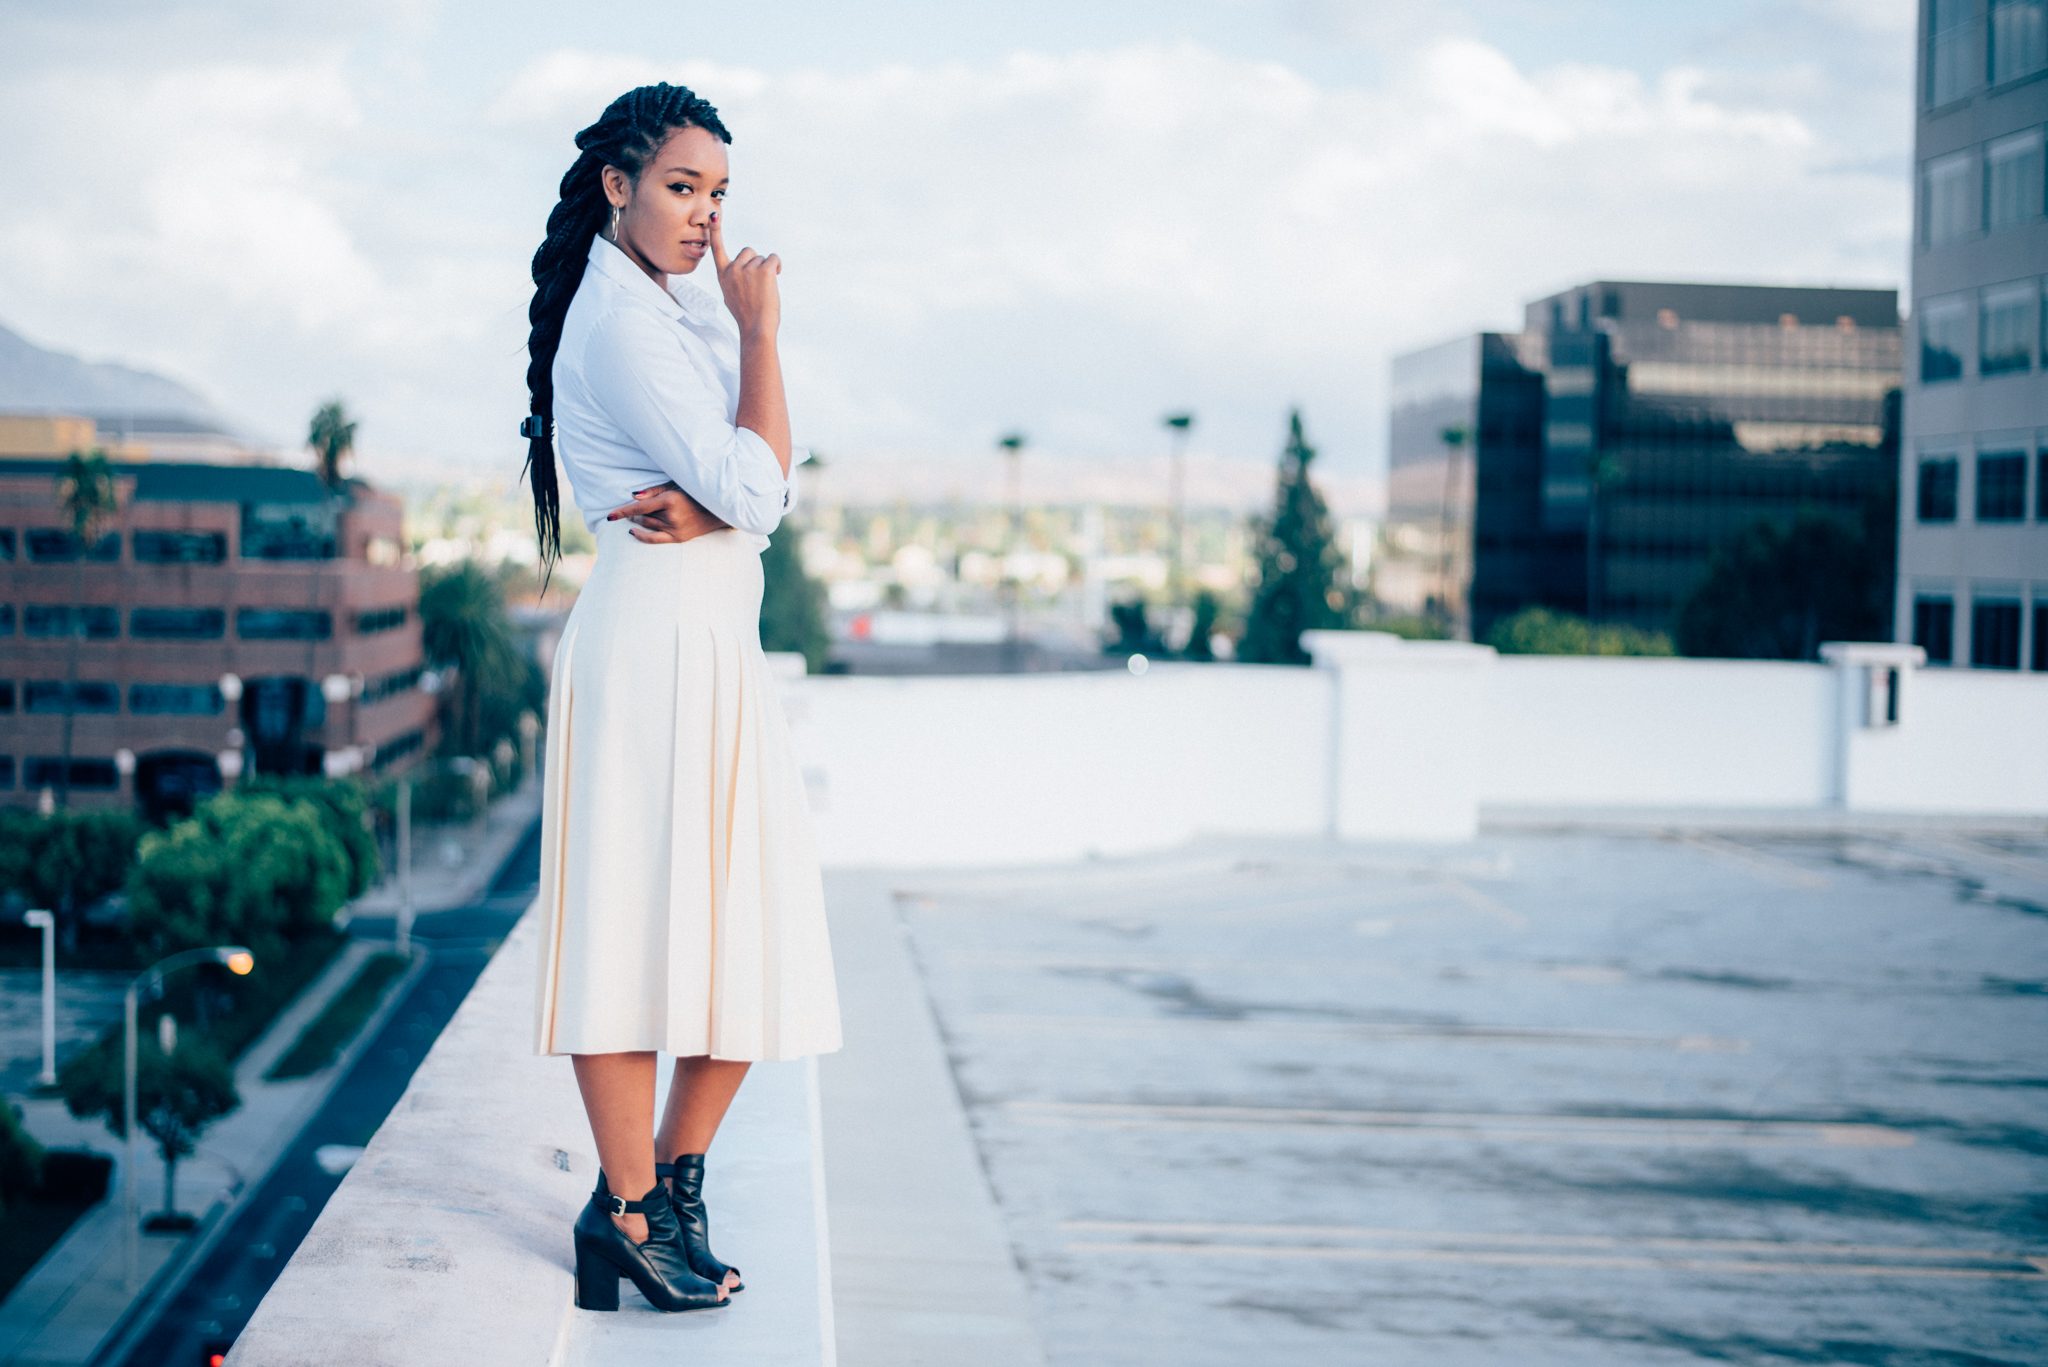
[23, 911, 55, 1087]
[996, 432, 1028, 671]
[124, 945, 254, 1289]
[1162, 413, 1195, 606]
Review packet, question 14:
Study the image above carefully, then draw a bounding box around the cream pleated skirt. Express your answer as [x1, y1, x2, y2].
[532, 519, 842, 1061]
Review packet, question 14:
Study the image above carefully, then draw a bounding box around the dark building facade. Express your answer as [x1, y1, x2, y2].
[0, 445, 435, 817]
[1385, 282, 1902, 642]
[1903, 0, 2048, 670]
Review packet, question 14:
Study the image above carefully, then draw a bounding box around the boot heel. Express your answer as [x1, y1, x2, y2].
[575, 1250, 621, 1311]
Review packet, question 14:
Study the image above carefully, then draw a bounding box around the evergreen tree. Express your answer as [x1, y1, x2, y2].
[760, 521, 829, 673]
[1239, 411, 1346, 665]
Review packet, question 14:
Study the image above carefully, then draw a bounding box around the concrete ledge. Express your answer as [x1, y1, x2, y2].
[1481, 804, 2048, 835]
[229, 908, 832, 1366]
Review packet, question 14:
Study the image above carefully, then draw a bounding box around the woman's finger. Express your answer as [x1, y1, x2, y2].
[709, 212, 730, 273]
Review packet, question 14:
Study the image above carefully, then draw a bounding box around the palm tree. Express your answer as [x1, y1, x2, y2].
[55, 452, 118, 813]
[419, 562, 521, 756]
[308, 401, 357, 490]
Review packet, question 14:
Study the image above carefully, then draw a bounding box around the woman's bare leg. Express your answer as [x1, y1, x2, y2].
[656, 1056, 751, 1156]
[572, 1051, 659, 1243]
[656, 1057, 750, 1290]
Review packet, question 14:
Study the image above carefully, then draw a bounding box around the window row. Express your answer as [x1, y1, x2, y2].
[1915, 445, 2048, 522]
[0, 605, 403, 640]
[1929, 0, 2047, 106]
[0, 667, 426, 715]
[0, 757, 120, 791]
[1921, 123, 2048, 244]
[1912, 594, 2048, 669]
[0, 681, 224, 715]
[1918, 278, 2046, 380]
[0, 529, 227, 564]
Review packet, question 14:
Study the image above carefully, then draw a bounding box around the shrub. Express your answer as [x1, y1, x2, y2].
[126, 794, 351, 959]
[0, 1102, 44, 1221]
[236, 776, 379, 898]
[1486, 607, 1674, 657]
[0, 808, 142, 936]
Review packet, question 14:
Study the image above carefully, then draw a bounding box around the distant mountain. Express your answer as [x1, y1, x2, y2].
[0, 320, 230, 427]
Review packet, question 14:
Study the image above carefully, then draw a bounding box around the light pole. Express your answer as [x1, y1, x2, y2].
[996, 432, 1027, 671]
[124, 945, 254, 1290]
[396, 775, 413, 956]
[24, 910, 55, 1087]
[1163, 413, 1194, 607]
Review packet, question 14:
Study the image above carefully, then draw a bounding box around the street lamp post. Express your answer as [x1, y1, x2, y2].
[996, 432, 1027, 671]
[124, 945, 254, 1290]
[24, 910, 55, 1087]
[1163, 413, 1195, 607]
[396, 775, 414, 957]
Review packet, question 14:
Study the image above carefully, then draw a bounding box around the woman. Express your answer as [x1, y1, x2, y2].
[520, 82, 841, 1315]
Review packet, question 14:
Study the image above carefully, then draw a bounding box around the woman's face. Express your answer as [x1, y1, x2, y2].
[604, 125, 729, 279]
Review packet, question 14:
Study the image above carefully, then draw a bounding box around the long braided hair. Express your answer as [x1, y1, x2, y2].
[523, 83, 733, 572]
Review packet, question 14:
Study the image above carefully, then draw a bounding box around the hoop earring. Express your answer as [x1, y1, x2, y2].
[608, 206, 622, 242]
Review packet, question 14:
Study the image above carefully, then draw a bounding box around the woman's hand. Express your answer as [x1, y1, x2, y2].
[710, 212, 780, 341]
[606, 482, 728, 544]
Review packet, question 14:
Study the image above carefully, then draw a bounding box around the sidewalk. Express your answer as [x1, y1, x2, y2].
[343, 778, 543, 923]
[0, 939, 425, 1367]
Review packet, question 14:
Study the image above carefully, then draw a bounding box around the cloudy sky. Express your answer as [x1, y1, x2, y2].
[0, 0, 1915, 508]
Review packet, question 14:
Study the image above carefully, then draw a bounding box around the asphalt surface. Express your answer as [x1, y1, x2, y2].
[894, 829, 2048, 1366]
[111, 819, 540, 1367]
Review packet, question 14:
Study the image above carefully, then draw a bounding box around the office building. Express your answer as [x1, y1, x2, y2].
[1904, 0, 2048, 668]
[0, 419, 435, 816]
[1385, 282, 1901, 641]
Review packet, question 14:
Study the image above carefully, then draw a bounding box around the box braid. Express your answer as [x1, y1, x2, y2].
[523, 83, 733, 572]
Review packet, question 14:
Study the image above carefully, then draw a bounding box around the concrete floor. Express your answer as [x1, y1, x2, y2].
[884, 828, 2048, 1365]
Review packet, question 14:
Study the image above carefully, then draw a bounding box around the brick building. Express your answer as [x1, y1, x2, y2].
[0, 420, 434, 816]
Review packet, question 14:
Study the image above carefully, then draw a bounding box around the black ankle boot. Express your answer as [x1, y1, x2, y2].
[573, 1173, 729, 1313]
[657, 1152, 743, 1293]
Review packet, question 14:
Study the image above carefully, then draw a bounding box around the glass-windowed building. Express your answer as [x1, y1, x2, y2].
[1905, 0, 2048, 669]
[0, 418, 436, 816]
[1384, 282, 1901, 642]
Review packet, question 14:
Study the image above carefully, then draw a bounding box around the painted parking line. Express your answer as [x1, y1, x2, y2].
[969, 1014, 1749, 1052]
[1677, 834, 1832, 890]
[1059, 1223, 2044, 1280]
[1006, 1102, 1911, 1148]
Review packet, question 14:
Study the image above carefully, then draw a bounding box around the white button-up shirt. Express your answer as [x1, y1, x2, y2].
[551, 235, 802, 544]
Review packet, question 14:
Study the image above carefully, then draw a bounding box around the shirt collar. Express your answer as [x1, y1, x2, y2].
[587, 235, 721, 326]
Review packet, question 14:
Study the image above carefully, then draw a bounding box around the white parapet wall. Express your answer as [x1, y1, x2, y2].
[778, 634, 2048, 867]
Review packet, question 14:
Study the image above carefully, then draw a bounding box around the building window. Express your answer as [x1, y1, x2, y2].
[1923, 151, 1977, 244]
[355, 605, 408, 635]
[2035, 604, 2048, 670]
[1991, 0, 2048, 84]
[132, 531, 228, 564]
[0, 530, 13, 560]
[1920, 296, 1969, 379]
[1972, 599, 2023, 668]
[1987, 130, 2045, 231]
[131, 607, 228, 639]
[1931, 0, 1980, 104]
[1981, 281, 2036, 374]
[0, 605, 11, 637]
[1918, 457, 1961, 521]
[23, 758, 118, 791]
[23, 681, 120, 714]
[241, 502, 336, 560]
[23, 605, 119, 639]
[373, 729, 427, 769]
[237, 608, 333, 640]
[25, 530, 119, 563]
[1914, 596, 1956, 663]
[1977, 451, 2029, 519]
[2039, 451, 2048, 519]
[0, 757, 12, 790]
[129, 683, 226, 715]
[362, 665, 423, 705]
[0, 682, 13, 712]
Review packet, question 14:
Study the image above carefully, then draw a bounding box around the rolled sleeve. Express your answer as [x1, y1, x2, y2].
[583, 305, 792, 536]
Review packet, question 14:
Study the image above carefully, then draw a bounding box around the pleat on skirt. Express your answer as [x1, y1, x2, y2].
[532, 520, 842, 1061]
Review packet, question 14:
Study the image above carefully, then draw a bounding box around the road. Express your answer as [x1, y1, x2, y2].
[892, 828, 2048, 1365]
[111, 819, 540, 1367]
